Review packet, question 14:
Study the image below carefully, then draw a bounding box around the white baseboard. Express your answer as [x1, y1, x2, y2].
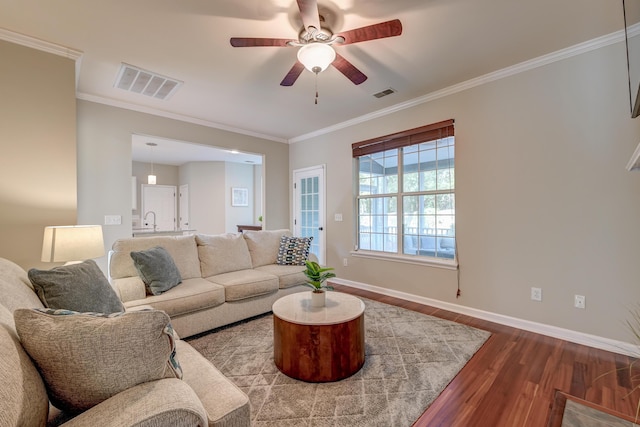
[333, 278, 639, 357]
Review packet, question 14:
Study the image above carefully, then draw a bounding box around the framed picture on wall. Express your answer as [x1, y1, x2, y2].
[231, 187, 249, 206]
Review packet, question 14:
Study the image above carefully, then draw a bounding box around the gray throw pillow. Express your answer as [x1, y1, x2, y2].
[28, 260, 125, 314]
[130, 246, 182, 296]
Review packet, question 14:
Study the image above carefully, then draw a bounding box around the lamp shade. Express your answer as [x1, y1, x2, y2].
[297, 43, 336, 73]
[41, 225, 105, 263]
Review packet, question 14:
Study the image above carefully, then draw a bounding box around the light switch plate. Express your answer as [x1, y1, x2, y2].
[104, 215, 122, 225]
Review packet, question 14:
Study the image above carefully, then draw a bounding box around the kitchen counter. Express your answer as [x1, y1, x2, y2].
[132, 229, 196, 237]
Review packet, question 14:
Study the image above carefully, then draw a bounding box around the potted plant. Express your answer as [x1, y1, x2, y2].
[302, 260, 336, 307]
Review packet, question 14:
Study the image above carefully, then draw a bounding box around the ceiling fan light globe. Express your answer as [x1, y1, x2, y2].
[297, 43, 336, 73]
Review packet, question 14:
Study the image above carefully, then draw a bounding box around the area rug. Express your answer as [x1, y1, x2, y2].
[548, 391, 639, 427]
[186, 297, 491, 426]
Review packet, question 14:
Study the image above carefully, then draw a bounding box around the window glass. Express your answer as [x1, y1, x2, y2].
[356, 130, 455, 261]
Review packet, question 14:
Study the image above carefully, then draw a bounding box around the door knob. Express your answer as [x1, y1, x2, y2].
[318, 227, 323, 231]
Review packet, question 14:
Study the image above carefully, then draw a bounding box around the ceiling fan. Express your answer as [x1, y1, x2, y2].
[230, 0, 402, 87]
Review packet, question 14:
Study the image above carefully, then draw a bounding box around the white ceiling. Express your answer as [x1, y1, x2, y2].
[0, 0, 626, 144]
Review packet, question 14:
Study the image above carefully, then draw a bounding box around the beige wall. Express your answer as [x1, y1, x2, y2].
[77, 100, 290, 272]
[290, 41, 640, 342]
[0, 40, 77, 269]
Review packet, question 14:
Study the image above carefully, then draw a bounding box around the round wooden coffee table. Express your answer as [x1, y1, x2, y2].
[272, 292, 365, 382]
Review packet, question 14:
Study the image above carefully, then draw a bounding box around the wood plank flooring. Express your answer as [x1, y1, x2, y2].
[332, 283, 640, 427]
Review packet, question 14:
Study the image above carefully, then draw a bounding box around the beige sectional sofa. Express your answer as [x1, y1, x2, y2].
[108, 229, 308, 338]
[1, 229, 310, 426]
[0, 256, 249, 427]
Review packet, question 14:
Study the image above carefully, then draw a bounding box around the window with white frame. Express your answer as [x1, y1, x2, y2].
[353, 119, 455, 260]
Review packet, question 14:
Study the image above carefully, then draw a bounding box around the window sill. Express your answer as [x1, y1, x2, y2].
[350, 250, 458, 270]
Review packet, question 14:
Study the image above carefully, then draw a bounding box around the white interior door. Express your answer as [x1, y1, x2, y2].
[141, 184, 176, 231]
[179, 184, 190, 230]
[293, 165, 326, 265]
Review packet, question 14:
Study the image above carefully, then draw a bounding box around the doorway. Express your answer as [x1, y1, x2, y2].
[179, 184, 190, 230]
[293, 165, 326, 264]
[132, 134, 264, 234]
[141, 184, 177, 231]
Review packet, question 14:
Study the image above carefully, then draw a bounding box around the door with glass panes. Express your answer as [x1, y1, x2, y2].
[293, 165, 325, 264]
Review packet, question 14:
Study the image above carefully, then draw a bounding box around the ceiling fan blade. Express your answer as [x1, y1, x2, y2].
[335, 19, 403, 45]
[280, 62, 305, 86]
[230, 37, 291, 47]
[332, 53, 367, 85]
[297, 0, 321, 32]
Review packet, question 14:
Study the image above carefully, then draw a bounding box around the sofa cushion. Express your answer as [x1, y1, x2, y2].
[130, 246, 183, 296]
[207, 270, 279, 301]
[27, 260, 125, 314]
[254, 264, 307, 289]
[110, 235, 201, 280]
[0, 305, 49, 427]
[276, 236, 312, 266]
[243, 229, 291, 267]
[123, 278, 226, 317]
[14, 308, 182, 414]
[196, 233, 252, 277]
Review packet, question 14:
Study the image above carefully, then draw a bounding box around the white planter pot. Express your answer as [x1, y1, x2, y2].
[311, 290, 326, 307]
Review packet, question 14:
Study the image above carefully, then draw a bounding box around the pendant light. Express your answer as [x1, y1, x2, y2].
[146, 142, 157, 185]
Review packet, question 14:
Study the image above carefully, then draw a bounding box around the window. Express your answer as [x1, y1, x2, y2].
[353, 120, 455, 261]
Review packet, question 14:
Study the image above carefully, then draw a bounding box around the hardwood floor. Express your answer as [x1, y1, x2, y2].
[332, 284, 640, 427]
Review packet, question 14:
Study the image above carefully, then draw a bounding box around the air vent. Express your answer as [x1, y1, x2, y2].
[373, 88, 396, 99]
[114, 63, 182, 100]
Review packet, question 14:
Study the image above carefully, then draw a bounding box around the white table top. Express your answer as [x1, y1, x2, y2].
[272, 292, 365, 326]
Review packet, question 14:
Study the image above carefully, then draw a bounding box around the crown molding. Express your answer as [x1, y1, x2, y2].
[0, 27, 83, 89]
[76, 92, 287, 144]
[289, 29, 626, 144]
[0, 27, 82, 60]
[0, 26, 627, 145]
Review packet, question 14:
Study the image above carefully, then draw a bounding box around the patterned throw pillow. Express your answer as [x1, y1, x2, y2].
[276, 236, 312, 266]
[130, 246, 182, 295]
[14, 308, 182, 414]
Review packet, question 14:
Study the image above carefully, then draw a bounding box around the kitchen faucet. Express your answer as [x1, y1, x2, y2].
[144, 211, 157, 232]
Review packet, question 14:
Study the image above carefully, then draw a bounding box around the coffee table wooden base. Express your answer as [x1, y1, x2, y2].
[273, 313, 365, 382]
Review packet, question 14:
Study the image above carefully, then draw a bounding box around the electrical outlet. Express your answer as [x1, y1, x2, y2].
[574, 295, 586, 309]
[531, 287, 542, 302]
[343, 258, 348, 266]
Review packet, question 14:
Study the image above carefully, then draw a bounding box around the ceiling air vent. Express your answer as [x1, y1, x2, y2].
[114, 63, 182, 100]
[373, 88, 396, 99]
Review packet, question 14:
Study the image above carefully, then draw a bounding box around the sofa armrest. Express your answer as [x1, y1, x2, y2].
[60, 378, 207, 427]
[112, 276, 146, 303]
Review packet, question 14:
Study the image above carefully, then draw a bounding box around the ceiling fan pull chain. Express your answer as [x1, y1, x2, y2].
[315, 72, 319, 105]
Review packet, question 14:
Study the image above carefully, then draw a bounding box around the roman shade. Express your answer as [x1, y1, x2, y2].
[352, 119, 454, 158]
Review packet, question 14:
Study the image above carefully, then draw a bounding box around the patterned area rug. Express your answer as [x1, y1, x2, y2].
[186, 296, 490, 426]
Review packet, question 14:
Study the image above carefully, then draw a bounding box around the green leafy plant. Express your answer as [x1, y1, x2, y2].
[595, 304, 640, 421]
[258, 215, 263, 222]
[302, 260, 336, 292]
